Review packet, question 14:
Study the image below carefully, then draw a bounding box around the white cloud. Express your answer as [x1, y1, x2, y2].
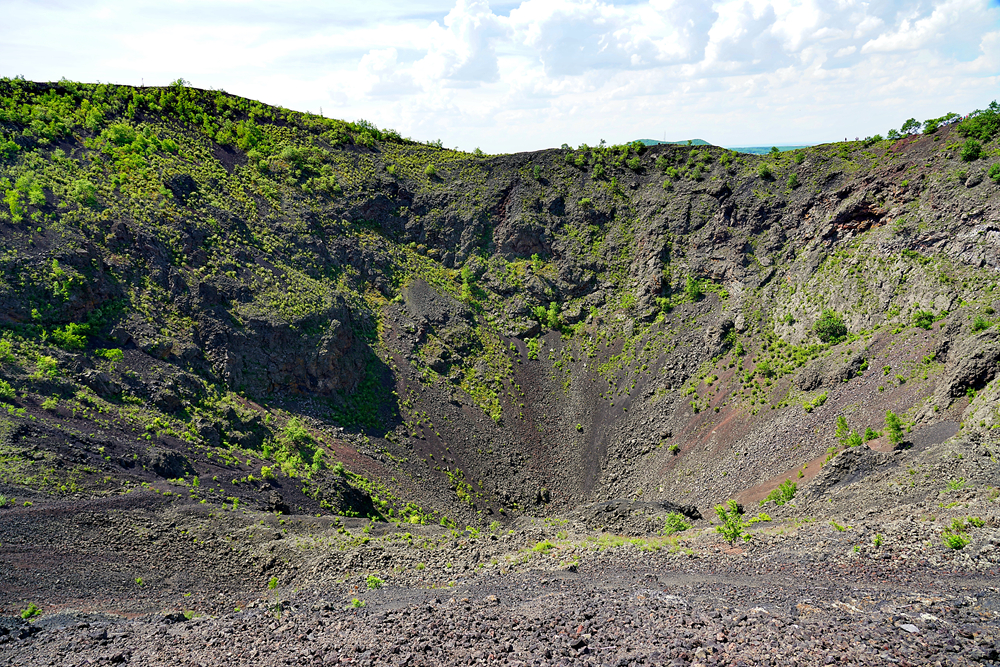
[1, 0, 998, 151]
[861, 0, 990, 54]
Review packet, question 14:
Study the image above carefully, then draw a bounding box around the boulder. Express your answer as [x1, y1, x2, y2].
[81, 370, 121, 397]
[148, 449, 194, 479]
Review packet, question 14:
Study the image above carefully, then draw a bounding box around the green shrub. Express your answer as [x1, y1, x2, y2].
[50, 322, 89, 351]
[988, 163, 1000, 183]
[957, 101, 1000, 142]
[3, 186, 25, 222]
[33, 355, 58, 379]
[753, 359, 773, 378]
[0, 139, 19, 161]
[103, 123, 137, 147]
[424, 163, 437, 177]
[366, 574, 384, 589]
[814, 309, 847, 343]
[803, 392, 827, 412]
[96, 348, 124, 372]
[758, 164, 773, 179]
[70, 179, 97, 207]
[663, 512, 691, 535]
[714, 500, 750, 545]
[684, 276, 703, 301]
[532, 540, 554, 553]
[761, 479, 797, 506]
[787, 173, 799, 188]
[941, 529, 970, 550]
[883, 411, 903, 445]
[20, 603, 41, 620]
[668, 443, 680, 455]
[0, 380, 14, 401]
[872, 533, 884, 548]
[960, 138, 982, 162]
[835, 415, 850, 442]
[945, 477, 966, 492]
[845, 431, 863, 448]
[543, 302, 561, 330]
[972, 315, 992, 332]
[281, 418, 313, 446]
[912, 310, 935, 330]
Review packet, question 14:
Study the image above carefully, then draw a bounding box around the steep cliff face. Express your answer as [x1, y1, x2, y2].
[0, 79, 998, 524]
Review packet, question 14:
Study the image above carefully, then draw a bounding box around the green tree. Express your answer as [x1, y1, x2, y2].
[885, 411, 904, 445]
[900, 118, 921, 134]
[957, 100, 1000, 142]
[814, 309, 847, 344]
[787, 173, 799, 188]
[835, 415, 850, 442]
[714, 500, 750, 545]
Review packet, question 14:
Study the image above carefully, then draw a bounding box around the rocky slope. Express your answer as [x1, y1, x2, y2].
[0, 80, 999, 664]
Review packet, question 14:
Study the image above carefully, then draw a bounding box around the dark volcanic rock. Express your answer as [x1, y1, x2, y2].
[147, 449, 194, 479]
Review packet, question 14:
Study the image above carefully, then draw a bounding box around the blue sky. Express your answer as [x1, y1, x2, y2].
[2, 0, 999, 152]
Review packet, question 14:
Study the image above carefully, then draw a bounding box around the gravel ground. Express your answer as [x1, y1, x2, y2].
[2, 484, 999, 667]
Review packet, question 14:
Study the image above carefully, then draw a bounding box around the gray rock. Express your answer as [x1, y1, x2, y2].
[81, 370, 121, 397]
[148, 449, 194, 479]
[933, 328, 1000, 406]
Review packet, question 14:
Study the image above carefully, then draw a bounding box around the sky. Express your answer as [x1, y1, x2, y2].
[2, 0, 999, 153]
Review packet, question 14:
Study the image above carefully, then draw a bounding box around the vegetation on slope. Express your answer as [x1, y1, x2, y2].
[1, 77, 999, 526]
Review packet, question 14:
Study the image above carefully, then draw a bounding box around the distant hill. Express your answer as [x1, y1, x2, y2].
[726, 145, 813, 154]
[637, 138, 712, 147]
